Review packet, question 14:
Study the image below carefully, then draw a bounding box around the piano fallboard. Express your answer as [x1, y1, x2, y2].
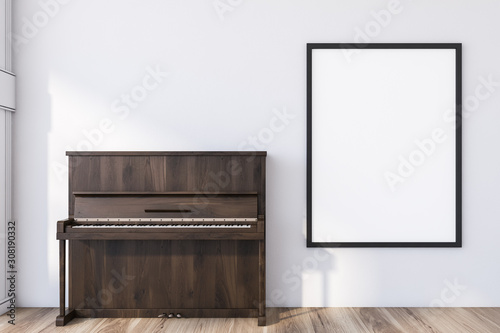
[73, 192, 258, 219]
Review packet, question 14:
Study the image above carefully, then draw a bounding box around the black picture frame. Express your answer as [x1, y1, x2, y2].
[307, 43, 462, 248]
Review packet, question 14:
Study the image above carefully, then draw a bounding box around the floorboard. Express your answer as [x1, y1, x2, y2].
[0, 307, 499, 333]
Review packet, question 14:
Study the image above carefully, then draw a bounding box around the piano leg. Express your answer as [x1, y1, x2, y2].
[56, 240, 75, 326]
[258, 240, 266, 326]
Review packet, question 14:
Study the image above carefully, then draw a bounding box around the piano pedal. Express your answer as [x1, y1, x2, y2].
[158, 313, 167, 318]
[176, 313, 182, 318]
[168, 313, 175, 318]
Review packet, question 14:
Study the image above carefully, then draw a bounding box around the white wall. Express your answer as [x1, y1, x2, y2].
[0, 0, 6, 68]
[12, 0, 500, 307]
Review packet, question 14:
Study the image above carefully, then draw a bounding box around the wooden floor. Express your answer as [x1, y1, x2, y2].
[1, 307, 499, 333]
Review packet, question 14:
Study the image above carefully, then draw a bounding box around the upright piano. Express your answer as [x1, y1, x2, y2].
[56, 151, 266, 326]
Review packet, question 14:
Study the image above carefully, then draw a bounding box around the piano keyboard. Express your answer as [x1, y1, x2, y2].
[74, 217, 257, 222]
[72, 217, 257, 229]
[73, 224, 251, 229]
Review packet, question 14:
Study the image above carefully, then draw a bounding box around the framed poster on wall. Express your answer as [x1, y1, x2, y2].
[307, 43, 461, 247]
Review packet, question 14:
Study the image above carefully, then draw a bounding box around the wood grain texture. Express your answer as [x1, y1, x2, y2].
[59, 152, 266, 325]
[67, 240, 259, 311]
[3, 307, 500, 333]
[59, 241, 65, 317]
[58, 231, 263, 241]
[73, 193, 258, 218]
[67, 154, 265, 217]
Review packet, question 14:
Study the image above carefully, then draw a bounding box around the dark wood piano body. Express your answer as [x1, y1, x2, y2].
[56, 151, 266, 326]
